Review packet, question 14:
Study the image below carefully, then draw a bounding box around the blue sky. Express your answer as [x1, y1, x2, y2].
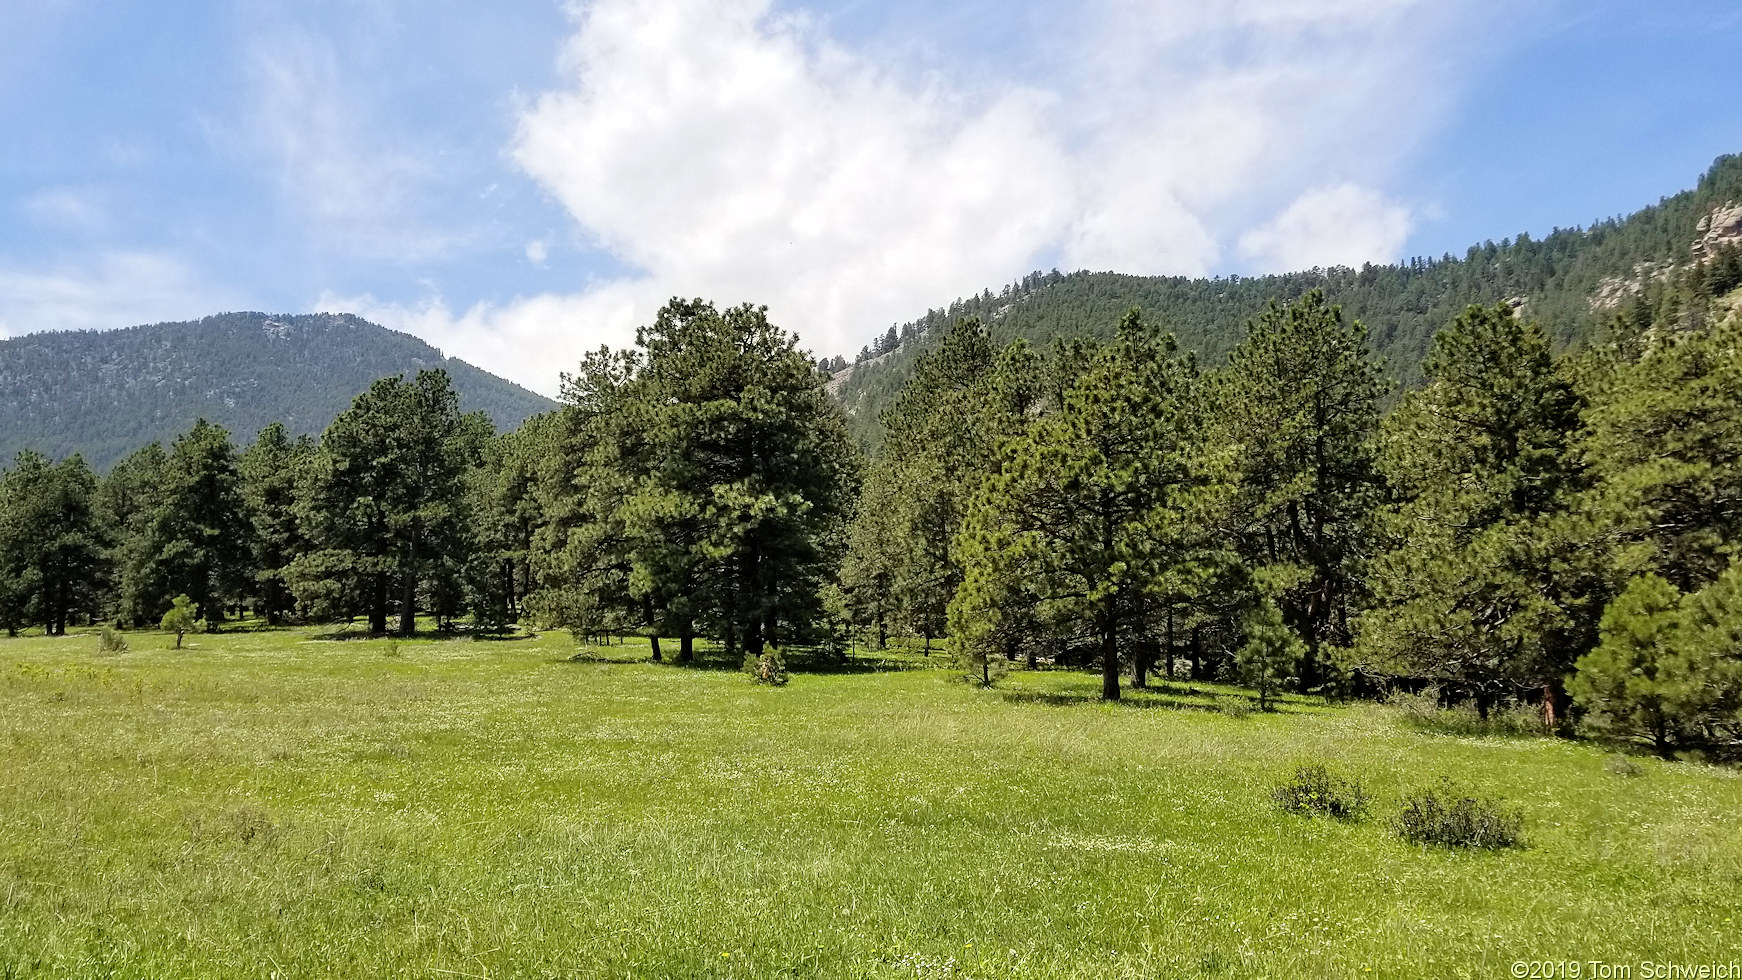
[3, 0, 1739, 393]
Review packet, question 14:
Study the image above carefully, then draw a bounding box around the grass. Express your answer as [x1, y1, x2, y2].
[1, 624, 1739, 978]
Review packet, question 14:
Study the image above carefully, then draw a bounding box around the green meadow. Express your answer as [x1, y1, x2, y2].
[1, 626, 1738, 979]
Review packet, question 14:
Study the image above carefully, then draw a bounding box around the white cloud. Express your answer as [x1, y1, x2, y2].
[1238, 184, 1413, 271]
[369, 0, 1469, 391]
[322, 283, 656, 397]
[21, 188, 107, 233]
[0, 253, 247, 339]
[245, 27, 464, 262]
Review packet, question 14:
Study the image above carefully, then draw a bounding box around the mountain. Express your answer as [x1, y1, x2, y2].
[0, 312, 556, 469]
[830, 153, 1742, 448]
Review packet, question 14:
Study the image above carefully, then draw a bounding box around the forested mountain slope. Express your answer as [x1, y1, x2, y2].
[831, 153, 1742, 447]
[0, 312, 555, 468]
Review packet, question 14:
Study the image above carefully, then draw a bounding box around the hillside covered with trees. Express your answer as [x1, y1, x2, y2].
[0, 312, 555, 469]
[830, 153, 1742, 448]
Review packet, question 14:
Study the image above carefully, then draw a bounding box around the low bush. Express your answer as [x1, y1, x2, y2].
[1393, 778, 1525, 849]
[745, 648, 789, 686]
[1271, 763, 1370, 820]
[1216, 695, 1254, 719]
[96, 627, 129, 655]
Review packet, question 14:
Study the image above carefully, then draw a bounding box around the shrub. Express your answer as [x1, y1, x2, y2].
[1393, 779, 1524, 849]
[744, 648, 789, 686]
[159, 594, 205, 649]
[96, 627, 129, 655]
[1271, 764, 1370, 820]
[1216, 694, 1253, 718]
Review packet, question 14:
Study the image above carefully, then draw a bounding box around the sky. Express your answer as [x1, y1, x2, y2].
[2, 0, 1740, 396]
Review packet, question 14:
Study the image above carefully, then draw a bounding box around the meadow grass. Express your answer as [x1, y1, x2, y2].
[1, 625, 1738, 978]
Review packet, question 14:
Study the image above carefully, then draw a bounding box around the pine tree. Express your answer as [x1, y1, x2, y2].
[1357, 304, 1596, 715]
[953, 310, 1205, 700]
[1580, 309, 1742, 591]
[100, 443, 168, 627]
[1569, 566, 1742, 757]
[628, 299, 859, 659]
[0, 452, 106, 635]
[132, 420, 250, 626]
[1235, 599, 1306, 711]
[240, 423, 314, 625]
[293, 371, 474, 635]
[1214, 291, 1388, 690]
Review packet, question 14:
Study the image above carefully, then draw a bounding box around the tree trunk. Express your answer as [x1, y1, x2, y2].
[650, 634, 663, 663]
[744, 613, 763, 658]
[1100, 622, 1120, 701]
[1131, 638, 1149, 689]
[923, 627, 932, 656]
[399, 567, 416, 637]
[370, 575, 388, 635]
[876, 614, 887, 650]
[679, 622, 695, 665]
[1164, 607, 1176, 683]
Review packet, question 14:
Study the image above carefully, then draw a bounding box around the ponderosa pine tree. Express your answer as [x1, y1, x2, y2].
[848, 318, 1028, 653]
[1357, 304, 1597, 717]
[1579, 308, 1742, 592]
[952, 310, 1205, 700]
[1570, 565, 1742, 756]
[0, 451, 105, 635]
[1235, 598, 1306, 711]
[1214, 291, 1387, 691]
[239, 423, 314, 625]
[132, 420, 250, 625]
[100, 442, 168, 627]
[530, 347, 653, 648]
[292, 370, 474, 635]
[627, 299, 859, 659]
[464, 413, 555, 631]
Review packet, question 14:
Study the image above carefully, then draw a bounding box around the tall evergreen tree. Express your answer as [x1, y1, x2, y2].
[0, 452, 105, 635]
[293, 370, 474, 635]
[1213, 291, 1388, 690]
[100, 443, 168, 627]
[1580, 309, 1742, 591]
[132, 420, 250, 625]
[1357, 304, 1597, 715]
[953, 311, 1205, 700]
[627, 299, 859, 658]
[239, 423, 314, 625]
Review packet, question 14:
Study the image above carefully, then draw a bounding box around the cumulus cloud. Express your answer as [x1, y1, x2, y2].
[1238, 184, 1413, 271]
[0, 252, 247, 338]
[323, 282, 660, 396]
[366, 0, 1468, 392]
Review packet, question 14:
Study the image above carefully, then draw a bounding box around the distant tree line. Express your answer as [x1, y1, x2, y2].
[0, 300, 856, 667]
[2, 271, 1739, 757]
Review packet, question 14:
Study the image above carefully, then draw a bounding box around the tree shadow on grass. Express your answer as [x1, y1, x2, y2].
[996, 680, 1306, 714]
[555, 644, 934, 674]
